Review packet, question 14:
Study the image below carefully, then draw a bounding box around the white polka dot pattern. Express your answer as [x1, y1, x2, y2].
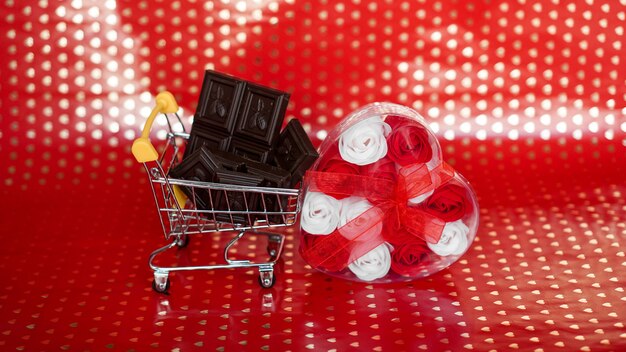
[0, 0, 625, 350]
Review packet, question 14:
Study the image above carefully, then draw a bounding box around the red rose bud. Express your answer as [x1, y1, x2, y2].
[390, 240, 434, 277]
[319, 155, 360, 175]
[314, 144, 361, 199]
[382, 224, 420, 246]
[385, 115, 432, 166]
[424, 184, 471, 222]
[299, 233, 352, 272]
[316, 143, 359, 175]
[360, 156, 397, 181]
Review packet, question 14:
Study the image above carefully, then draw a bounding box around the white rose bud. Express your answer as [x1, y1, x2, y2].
[428, 220, 470, 256]
[338, 196, 383, 243]
[301, 192, 340, 235]
[339, 116, 391, 166]
[348, 242, 393, 281]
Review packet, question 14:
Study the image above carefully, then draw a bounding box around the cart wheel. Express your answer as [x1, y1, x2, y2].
[258, 270, 276, 288]
[175, 234, 189, 248]
[152, 276, 170, 294]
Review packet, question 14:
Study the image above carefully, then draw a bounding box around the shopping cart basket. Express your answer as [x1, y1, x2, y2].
[131, 92, 301, 293]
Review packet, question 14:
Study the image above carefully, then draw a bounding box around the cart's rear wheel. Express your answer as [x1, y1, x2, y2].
[258, 270, 276, 288]
[175, 234, 189, 248]
[152, 277, 170, 294]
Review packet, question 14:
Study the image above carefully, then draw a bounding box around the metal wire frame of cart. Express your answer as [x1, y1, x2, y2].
[132, 92, 301, 293]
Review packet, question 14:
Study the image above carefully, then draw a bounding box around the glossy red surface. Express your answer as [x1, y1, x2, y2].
[1, 0, 625, 350]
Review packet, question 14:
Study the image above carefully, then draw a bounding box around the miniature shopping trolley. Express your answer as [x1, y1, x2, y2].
[132, 92, 300, 293]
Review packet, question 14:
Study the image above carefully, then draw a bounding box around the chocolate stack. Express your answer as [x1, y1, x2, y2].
[170, 70, 318, 224]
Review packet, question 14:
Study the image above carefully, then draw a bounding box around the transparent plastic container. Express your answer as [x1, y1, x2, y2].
[298, 103, 479, 283]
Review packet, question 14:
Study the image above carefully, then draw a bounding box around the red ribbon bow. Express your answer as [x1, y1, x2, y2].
[301, 162, 455, 271]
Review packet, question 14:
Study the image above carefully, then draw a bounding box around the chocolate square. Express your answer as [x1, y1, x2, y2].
[184, 124, 231, 159]
[233, 83, 289, 146]
[212, 170, 264, 225]
[229, 137, 271, 163]
[272, 119, 319, 187]
[169, 147, 222, 210]
[195, 70, 245, 132]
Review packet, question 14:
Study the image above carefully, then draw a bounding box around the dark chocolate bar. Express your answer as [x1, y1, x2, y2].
[272, 119, 319, 187]
[212, 170, 264, 225]
[184, 124, 231, 160]
[194, 70, 245, 132]
[233, 82, 289, 146]
[169, 147, 222, 210]
[210, 149, 291, 223]
[187, 71, 291, 166]
[228, 137, 271, 163]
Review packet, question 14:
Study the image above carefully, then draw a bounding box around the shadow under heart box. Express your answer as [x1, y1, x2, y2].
[298, 103, 479, 283]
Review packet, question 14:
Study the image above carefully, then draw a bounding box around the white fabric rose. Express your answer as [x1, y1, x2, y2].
[348, 242, 393, 281]
[339, 116, 391, 166]
[301, 192, 340, 235]
[338, 196, 383, 242]
[428, 220, 470, 256]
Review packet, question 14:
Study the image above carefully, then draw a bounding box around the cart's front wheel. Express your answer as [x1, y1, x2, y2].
[152, 273, 170, 294]
[258, 270, 276, 288]
[152, 279, 170, 293]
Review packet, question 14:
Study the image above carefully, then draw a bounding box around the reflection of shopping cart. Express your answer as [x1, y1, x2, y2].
[132, 92, 300, 293]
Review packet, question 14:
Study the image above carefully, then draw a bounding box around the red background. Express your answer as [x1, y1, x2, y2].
[1, 0, 625, 350]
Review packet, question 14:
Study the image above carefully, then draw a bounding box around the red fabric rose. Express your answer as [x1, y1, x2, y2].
[319, 156, 360, 175]
[314, 144, 361, 199]
[360, 156, 397, 181]
[385, 115, 432, 166]
[390, 240, 433, 277]
[423, 184, 471, 222]
[299, 233, 351, 272]
[382, 224, 419, 246]
[318, 144, 361, 174]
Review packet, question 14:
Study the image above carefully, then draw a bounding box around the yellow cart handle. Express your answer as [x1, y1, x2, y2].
[131, 91, 180, 163]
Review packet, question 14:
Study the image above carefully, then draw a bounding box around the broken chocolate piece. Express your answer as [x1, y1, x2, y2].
[272, 119, 319, 187]
[169, 147, 222, 210]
